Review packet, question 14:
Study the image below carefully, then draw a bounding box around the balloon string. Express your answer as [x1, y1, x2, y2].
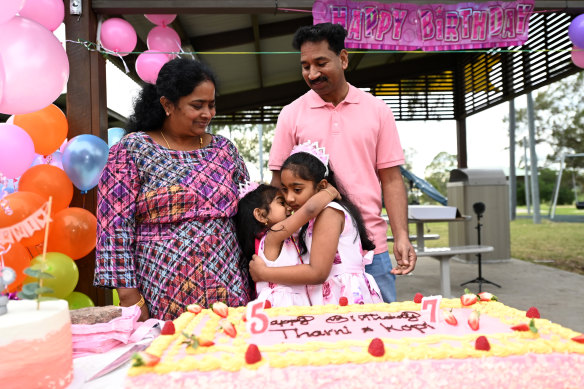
[82, 192, 86, 209]
[65, 39, 582, 55]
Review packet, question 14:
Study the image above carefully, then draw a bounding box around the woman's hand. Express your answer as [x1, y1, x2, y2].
[249, 254, 267, 282]
[117, 287, 150, 322]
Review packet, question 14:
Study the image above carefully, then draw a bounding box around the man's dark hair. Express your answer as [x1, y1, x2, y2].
[292, 23, 347, 54]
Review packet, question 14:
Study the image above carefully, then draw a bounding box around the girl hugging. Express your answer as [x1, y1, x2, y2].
[235, 141, 382, 307]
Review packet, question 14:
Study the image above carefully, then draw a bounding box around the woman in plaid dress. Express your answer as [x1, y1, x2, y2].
[94, 59, 251, 320]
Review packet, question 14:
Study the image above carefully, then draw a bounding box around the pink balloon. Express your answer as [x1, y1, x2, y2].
[0, 0, 25, 24]
[0, 59, 4, 107]
[135, 50, 170, 84]
[100, 18, 137, 56]
[144, 14, 176, 26]
[18, 0, 65, 32]
[6, 116, 14, 124]
[572, 46, 584, 69]
[147, 26, 181, 57]
[0, 16, 69, 115]
[0, 123, 36, 179]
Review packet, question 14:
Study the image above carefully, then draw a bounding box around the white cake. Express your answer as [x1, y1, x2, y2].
[0, 299, 73, 388]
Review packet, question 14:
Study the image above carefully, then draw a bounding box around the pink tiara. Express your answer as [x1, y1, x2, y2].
[290, 140, 330, 176]
[238, 180, 260, 199]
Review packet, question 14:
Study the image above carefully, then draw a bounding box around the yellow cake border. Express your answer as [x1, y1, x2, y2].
[128, 299, 584, 376]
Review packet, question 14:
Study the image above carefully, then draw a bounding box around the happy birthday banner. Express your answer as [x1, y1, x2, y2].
[312, 0, 534, 51]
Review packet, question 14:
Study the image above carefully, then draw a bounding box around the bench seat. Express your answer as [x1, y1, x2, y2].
[414, 245, 494, 298]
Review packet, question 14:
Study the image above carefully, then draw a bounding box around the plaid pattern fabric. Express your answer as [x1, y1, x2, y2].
[95, 132, 251, 320]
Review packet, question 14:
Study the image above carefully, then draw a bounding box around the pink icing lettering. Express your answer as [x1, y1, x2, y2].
[374, 10, 392, 41]
[489, 6, 503, 36]
[472, 10, 488, 41]
[418, 10, 435, 41]
[445, 11, 460, 42]
[502, 8, 516, 39]
[459, 8, 472, 39]
[363, 7, 378, 38]
[391, 9, 408, 40]
[330, 6, 348, 28]
[516, 4, 533, 34]
[347, 8, 362, 41]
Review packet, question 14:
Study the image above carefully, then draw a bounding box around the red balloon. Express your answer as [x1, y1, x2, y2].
[47, 207, 97, 260]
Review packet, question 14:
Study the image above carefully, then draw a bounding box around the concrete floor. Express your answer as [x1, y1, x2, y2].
[395, 256, 584, 333]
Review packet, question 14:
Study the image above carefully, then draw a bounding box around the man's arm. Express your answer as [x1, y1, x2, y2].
[270, 170, 281, 187]
[379, 166, 417, 275]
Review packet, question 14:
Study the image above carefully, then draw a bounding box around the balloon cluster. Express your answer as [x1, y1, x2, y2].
[99, 14, 180, 84]
[0, 1, 120, 309]
[569, 14, 584, 68]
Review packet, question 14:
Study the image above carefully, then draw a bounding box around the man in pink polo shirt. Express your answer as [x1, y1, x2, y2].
[269, 23, 416, 302]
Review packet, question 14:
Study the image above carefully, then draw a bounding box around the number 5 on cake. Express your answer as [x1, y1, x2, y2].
[421, 295, 442, 323]
[246, 300, 270, 334]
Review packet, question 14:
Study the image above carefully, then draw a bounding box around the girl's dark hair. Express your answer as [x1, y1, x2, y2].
[281, 152, 375, 255]
[292, 22, 347, 54]
[126, 58, 217, 133]
[235, 184, 280, 263]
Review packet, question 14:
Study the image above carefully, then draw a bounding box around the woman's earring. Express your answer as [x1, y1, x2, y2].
[166, 111, 170, 116]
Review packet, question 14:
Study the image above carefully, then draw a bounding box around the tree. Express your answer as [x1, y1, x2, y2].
[423, 151, 457, 203]
[510, 72, 584, 168]
[217, 123, 275, 181]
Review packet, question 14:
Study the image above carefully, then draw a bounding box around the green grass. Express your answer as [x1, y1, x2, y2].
[389, 205, 584, 276]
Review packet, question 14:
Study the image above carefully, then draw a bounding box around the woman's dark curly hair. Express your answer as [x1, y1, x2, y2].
[126, 58, 217, 133]
[281, 152, 375, 256]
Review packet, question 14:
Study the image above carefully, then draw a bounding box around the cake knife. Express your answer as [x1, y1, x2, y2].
[85, 343, 148, 382]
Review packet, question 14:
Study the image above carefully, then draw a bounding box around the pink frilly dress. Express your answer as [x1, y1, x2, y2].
[254, 234, 312, 307]
[304, 202, 383, 305]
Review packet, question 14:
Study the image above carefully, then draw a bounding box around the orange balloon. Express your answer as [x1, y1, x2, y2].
[13, 104, 68, 156]
[47, 207, 97, 260]
[1, 243, 33, 293]
[19, 165, 73, 214]
[0, 191, 46, 246]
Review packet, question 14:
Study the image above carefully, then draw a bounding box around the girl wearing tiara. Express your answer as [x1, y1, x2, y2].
[235, 180, 340, 307]
[249, 141, 382, 305]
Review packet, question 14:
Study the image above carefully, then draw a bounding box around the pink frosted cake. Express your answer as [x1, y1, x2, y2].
[126, 298, 584, 388]
[0, 299, 73, 389]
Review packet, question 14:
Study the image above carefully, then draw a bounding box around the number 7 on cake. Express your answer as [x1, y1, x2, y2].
[421, 295, 442, 323]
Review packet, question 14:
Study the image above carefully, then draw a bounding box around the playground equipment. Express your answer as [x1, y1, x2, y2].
[400, 166, 447, 205]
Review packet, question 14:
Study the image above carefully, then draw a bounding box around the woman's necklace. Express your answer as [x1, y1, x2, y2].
[160, 131, 203, 150]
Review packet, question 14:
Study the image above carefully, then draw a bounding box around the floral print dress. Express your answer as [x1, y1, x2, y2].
[304, 202, 382, 305]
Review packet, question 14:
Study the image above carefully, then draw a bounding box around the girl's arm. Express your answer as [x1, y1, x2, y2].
[264, 183, 339, 252]
[250, 207, 344, 285]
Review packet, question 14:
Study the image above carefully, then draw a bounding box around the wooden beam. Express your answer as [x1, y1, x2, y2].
[190, 16, 312, 51]
[65, 0, 110, 306]
[92, 0, 314, 14]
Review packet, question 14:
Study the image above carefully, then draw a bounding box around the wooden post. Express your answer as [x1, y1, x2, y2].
[64, 0, 110, 306]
